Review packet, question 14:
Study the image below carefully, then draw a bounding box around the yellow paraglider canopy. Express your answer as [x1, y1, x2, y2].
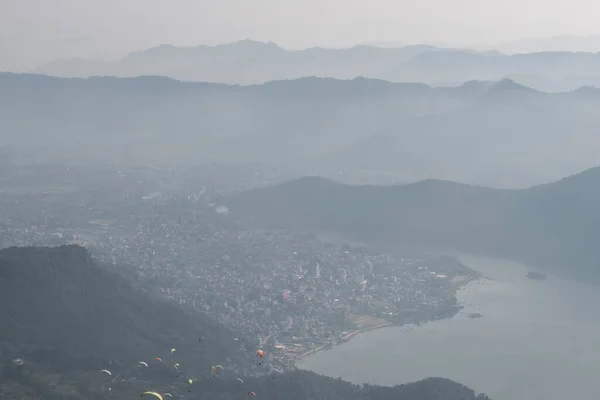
[141, 391, 163, 400]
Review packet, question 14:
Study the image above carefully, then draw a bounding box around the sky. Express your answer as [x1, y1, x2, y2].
[2, 0, 600, 70]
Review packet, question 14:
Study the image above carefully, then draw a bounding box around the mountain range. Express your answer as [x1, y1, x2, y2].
[490, 35, 600, 54]
[3, 72, 600, 188]
[29, 39, 600, 92]
[228, 165, 600, 281]
[0, 244, 491, 400]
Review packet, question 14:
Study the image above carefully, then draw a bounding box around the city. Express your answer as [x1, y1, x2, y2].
[0, 165, 480, 370]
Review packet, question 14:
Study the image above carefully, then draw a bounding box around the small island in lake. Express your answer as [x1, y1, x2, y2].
[466, 313, 484, 319]
[527, 271, 547, 281]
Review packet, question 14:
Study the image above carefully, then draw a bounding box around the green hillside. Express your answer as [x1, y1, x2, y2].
[229, 167, 600, 280]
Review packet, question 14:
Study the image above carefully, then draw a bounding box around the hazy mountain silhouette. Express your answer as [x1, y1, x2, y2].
[29, 39, 600, 91]
[228, 166, 600, 281]
[492, 35, 600, 54]
[33, 40, 450, 85]
[380, 50, 600, 90]
[3, 73, 600, 188]
[0, 244, 490, 400]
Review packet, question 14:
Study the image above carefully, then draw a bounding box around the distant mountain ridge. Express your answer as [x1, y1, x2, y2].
[491, 34, 600, 54]
[228, 166, 600, 281]
[3, 72, 600, 188]
[27, 39, 600, 91]
[33, 40, 452, 85]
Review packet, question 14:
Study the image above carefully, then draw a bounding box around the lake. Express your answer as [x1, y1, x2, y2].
[297, 254, 600, 400]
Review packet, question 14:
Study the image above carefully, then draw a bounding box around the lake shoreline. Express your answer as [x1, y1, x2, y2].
[296, 272, 482, 362]
[299, 321, 394, 358]
[297, 254, 600, 400]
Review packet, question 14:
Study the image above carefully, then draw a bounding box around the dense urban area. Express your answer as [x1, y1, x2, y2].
[0, 164, 480, 370]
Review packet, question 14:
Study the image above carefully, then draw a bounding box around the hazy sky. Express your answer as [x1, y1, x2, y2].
[2, 0, 600, 70]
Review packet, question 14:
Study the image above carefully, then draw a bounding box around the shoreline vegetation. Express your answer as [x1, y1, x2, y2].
[297, 273, 480, 362]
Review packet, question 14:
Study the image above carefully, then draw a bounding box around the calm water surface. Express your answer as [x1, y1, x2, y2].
[297, 255, 600, 400]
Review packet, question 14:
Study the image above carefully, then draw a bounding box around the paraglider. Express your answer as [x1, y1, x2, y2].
[141, 391, 163, 400]
[163, 394, 173, 399]
[100, 370, 112, 382]
[99, 369, 112, 389]
[248, 391, 256, 397]
[170, 348, 176, 355]
[138, 361, 149, 368]
[154, 357, 163, 363]
[236, 378, 244, 384]
[256, 350, 264, 365]
[212, 365, 224, 379]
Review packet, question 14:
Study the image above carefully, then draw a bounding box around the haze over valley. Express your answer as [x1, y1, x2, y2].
[2, 1, 600, 399]
[4, 72, 600, 188]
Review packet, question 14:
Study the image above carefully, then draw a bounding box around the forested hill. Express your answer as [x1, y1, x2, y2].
[0, 245, 242, 367]
[190, 372, 491, 400]
[0, 244, 248, 399]
[0, 244, 491, 399]
[228, 166, 600, 281]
